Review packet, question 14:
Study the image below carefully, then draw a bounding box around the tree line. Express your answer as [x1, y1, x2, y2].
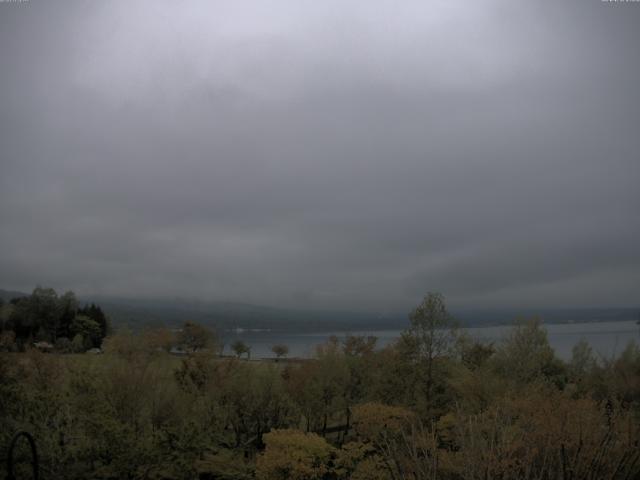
[0, 292, 639, 479]
[0, 286, 110, 352]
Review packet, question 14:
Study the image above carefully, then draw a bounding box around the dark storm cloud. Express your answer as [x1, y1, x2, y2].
[1, 0, 639, 311]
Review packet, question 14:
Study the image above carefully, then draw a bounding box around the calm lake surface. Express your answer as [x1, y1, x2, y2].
[221, 320, 640, 360]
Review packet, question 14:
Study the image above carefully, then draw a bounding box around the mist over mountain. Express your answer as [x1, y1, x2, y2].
[3, 288, 636, 333]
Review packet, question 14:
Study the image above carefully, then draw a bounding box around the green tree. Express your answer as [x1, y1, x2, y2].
[257, 429, 336, 480]
[78, 303, 110, 339]
[70, 315, 102, 349]
[231, 340, 251, 359]
[343, 335, 377, 357]
[71, 333, 85, 353]
[456, 333, 495, 370]
[179, 321, 217, 352]
[271, 344, 289, 360]
[214, 362, 296, 449]
[287, 338, 350, 435]
[57, 291, 79, 340]
[4, 287, 110, 349]
[401, 292, 457, 413]
[9, 287, 59, 343]
[31, 286, 59, 341]
[569, 339, 596, 381]
[492, 318, 565, 387]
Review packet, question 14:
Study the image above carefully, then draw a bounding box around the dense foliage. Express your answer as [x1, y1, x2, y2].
[1, 292, 639, 479]
[0, 287, 110, 352]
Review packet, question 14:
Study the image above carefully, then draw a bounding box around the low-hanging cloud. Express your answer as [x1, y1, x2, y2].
[1, 0, 639, 311]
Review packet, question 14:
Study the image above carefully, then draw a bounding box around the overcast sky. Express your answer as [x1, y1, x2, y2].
[1, 0, 639, 312]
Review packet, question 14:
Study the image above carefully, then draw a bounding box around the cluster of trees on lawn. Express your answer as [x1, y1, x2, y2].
[1, 292, 639, 479]
[0, 287, 110, 352]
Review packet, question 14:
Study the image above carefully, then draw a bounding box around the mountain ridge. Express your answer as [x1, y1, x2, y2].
[3, 288, 638, 333]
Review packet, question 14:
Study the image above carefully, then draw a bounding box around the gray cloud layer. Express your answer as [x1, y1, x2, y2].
[1, 0, 639, 311]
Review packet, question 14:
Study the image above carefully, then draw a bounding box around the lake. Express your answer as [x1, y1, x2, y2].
[221, 320, 640, 360]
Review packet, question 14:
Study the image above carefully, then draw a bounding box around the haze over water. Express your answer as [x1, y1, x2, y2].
[223, 320, 640, 360]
